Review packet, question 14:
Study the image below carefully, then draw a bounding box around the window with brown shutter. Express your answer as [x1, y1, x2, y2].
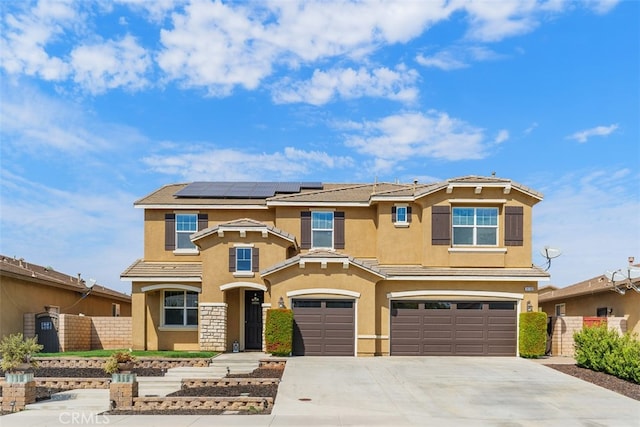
[334, 211, 345, 249]
[504, 206, 524, 246]
[432, 205, 451, 245]
[301, 211, 311, 249]
[228, 247, 236, 272]
[165, 213, 176, 250]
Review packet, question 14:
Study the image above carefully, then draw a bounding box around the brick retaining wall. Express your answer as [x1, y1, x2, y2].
[182, 377, 280, 388]
[33, 357, 211, 369]
[130, 396, 273, 411]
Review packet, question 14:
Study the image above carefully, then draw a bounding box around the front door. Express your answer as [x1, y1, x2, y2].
[244, 290, 264, 350]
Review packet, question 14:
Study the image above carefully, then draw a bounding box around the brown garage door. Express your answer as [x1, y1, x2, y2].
[292, 299, 355, 356]
[390, 301, 516, 356]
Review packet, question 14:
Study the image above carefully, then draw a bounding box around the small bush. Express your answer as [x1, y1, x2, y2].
[519, 312, 547, 358]
[0, 333, 43, 372]
[265, 309, 293, 356]
[574, 324, 640, 384]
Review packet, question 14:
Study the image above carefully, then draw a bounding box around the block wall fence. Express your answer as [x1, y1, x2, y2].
[550, 316, 627, 357]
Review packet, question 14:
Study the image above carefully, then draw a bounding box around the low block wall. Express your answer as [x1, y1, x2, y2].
[91, 317, 132, 349]
[33, 357, 211, 369]
[182, 377, 280, 388]
[550, 316, 628, 356]
[59, 314, 92, 352]
[131, 396, 273, 412]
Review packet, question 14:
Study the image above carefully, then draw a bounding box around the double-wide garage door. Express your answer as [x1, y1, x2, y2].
[391, 301, 517, 356]
[292, 299, 355, 356]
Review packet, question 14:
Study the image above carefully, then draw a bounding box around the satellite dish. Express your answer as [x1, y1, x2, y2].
[540, 246, 562, 259]
[627, 267, 640, 280]
[87, 278, 97, 289]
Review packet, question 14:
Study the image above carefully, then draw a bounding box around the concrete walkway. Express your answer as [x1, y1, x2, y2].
[2, 355, 638, 426]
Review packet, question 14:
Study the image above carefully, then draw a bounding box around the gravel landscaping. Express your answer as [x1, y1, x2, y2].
[546, 364, 640, 401]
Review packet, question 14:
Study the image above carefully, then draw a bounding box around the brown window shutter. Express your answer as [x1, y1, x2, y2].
[504, 206, 524, 246]
[407, 206, 412, 223]
[431, 206, 451, 245]
[301, 211, 311, 249]
[165, 213, 176, 251]
[391, 206, 397, 222]
[197, 213, 208, 231]
[229, 247, 236, 272]
[252, 247, 260, 272]
[334, 211, 345, 249]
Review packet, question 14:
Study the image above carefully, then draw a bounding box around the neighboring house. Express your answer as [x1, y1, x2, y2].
[539, 266, 640, 336]
[121, 176, 549, 356]
[0, 255, 132, 349]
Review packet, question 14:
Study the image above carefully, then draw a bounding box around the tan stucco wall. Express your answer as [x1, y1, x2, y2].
[540, 291, 640, 336]
[1, 275, 131, 339]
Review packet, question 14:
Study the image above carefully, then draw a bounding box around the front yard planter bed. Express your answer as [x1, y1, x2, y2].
[547, 364, 640, 401]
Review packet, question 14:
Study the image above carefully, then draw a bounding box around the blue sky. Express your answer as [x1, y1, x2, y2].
[1, 0, 638, 295]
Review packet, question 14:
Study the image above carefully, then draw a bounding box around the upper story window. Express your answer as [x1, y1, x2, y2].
[176, 214, 197, 250]
[300, 211, 345, 250]
[452, 207, 498, 246]
[236, 247, 252, 272]
[392, 205, 411, 227]
[312, 211, 333, 248]
[163, 290, 198, 326]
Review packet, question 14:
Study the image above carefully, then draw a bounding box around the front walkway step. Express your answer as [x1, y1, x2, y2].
[24, 389, 110, 412]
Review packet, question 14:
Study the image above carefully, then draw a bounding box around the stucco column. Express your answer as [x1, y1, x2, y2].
[199, 303, 227, 351]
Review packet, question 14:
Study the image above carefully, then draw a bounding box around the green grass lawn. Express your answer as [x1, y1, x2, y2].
[37, 349, 217, 358]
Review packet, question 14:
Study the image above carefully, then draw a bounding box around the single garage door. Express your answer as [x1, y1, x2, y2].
[391, 301, 517, 356]
[292, 299, 355, 356]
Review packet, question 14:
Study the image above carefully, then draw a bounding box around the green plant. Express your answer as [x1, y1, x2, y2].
[519, 312, 547, 358]
[574, 324, 640, 383]
[265, 308, 293, 356]
[103, 350, 137, 374]
[0, 333, 43, 372]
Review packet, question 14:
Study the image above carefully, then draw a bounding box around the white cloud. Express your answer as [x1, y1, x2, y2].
[142, 146, 354, 181]
[416, 45, 505, 70]
[70, 35, 151, 94]
[566, 124, 619, 143]
[0, 0, 77, 80]
[524, 122, 539, 134]
[0, 82, 145, 153]
[586, 0, 620, 15]
[272, 65, 419, 105]
[495, 129, 509, 144]
[0, 170, 141, 294]
[532, 168, 640, 287]
[341, 111, 488, 173]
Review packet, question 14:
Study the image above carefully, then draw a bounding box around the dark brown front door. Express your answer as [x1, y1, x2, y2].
[292, 299, 355, 356]
[245, 291, 263, 350]
[35, 313, 59, 353]
[391, 301, 517, 356]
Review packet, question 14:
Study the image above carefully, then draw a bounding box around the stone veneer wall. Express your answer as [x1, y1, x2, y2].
[199, 303, 227, 351]
[91, 316, 132, 349]
[550, 316, 628, 357]
[262, 303, 271, 352]
[58, 314, 92, 352]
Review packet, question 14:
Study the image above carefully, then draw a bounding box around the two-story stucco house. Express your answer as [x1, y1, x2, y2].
[121, 175, 549, 356]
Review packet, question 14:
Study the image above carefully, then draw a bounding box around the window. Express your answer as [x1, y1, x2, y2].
[112, 303, 120, 317]
[452, 207, 498, 246]
[555, 303, 566, 317]
[236, 247, 252, 272]
[457, 302, 483, 310]
[392, 205, 411, 226]
[425, 302, 451, 310]
[164, 290, 198, 326]
[312, 211, 333, 248]
[176, 214, 197, 250]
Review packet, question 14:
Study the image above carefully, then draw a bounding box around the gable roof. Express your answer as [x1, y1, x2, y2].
[0, 255, 130, 301]
[191, 218, 297, 247]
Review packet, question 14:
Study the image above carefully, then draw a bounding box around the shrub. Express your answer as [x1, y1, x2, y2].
[574, 324, 640, 384]
[519, 312, 547, 358]
[265, 309, 293, 356]
[103, 350, 137, 374]
[0, 333, 43, 372]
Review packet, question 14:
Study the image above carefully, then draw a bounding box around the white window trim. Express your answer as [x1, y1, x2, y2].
[175, 213, 199, 252]
[173, 248, 200, 255]
[311, 210, 334, 249]
[452, 206, 499, 247]
[555, 303, 566, 317]
[161, 289, 199, 328]
[394, 204, 409, 227]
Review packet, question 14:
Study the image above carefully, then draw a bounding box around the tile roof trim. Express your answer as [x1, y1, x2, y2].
[191, 218, 297, 246]
[260, 251, 385, 278]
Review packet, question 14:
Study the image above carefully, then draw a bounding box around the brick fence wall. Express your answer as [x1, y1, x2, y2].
[550, 316, 628, 357]
[91, 317, 132, 349]
[59, 314, 92, 352]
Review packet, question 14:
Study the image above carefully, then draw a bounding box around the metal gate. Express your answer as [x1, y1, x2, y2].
[35, 313, 59, 353]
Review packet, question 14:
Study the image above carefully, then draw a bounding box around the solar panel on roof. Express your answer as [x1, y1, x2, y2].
[174, 182, 324, 198]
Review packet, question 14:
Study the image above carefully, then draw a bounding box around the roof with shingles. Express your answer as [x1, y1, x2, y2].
[120, 259, 202, 279]
[133, 176, 543, 207]
[191, 218, 297, 244]
[0, 255, 130, 301]
[538, 266, 639, 301]
[260, 250, 385, 278]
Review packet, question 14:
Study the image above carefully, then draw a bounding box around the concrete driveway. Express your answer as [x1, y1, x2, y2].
[272, 356, 640, 426]
[2, 356, 638, 426]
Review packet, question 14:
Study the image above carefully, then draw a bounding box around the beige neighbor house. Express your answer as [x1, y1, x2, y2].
[121, 176, 549, 356]
[0, 255, 131, 351]
[539, 264, 640, 336]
